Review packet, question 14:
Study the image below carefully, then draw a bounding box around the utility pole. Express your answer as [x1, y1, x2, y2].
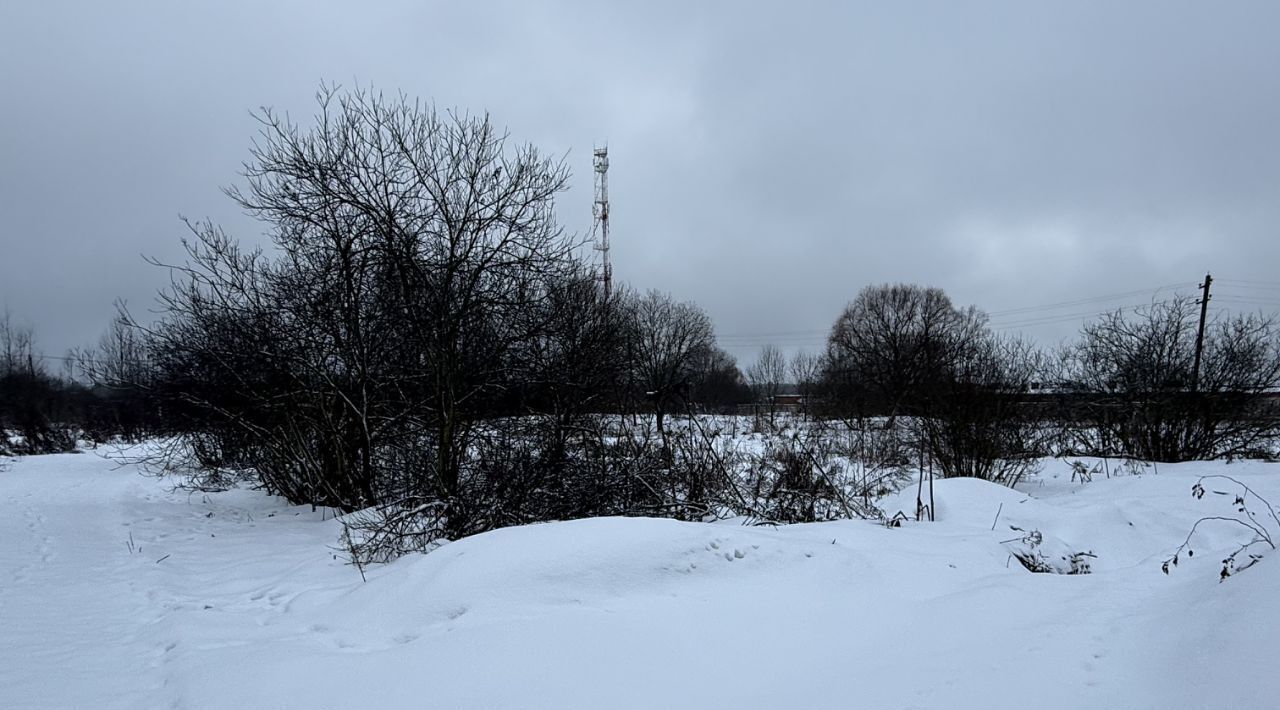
[1191, 272, 1212, 392]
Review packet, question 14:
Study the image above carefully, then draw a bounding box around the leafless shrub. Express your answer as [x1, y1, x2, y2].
[740, 421, 884, 524]
[340, 499, 450, 570]
[1163, 475, 1278, 581]
[1001, 527, 1095, 575]
[1062, 298, 1280, 462]
[838, 416, 914, 499]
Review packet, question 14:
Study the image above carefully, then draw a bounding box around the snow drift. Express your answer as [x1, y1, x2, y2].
[2, 451, 1277, 709]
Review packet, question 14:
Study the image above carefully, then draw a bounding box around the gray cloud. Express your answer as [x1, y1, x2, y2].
[3, 1, 1278, 366]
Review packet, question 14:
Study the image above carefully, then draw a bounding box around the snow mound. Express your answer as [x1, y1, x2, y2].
[325, 516, 797, 633]
[879, 476, 1036, 527]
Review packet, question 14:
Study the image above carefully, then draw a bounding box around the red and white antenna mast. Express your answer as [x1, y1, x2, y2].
[592, 146, 612, 298]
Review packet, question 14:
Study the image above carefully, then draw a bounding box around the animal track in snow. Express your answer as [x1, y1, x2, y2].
[701, 537, 754, 562]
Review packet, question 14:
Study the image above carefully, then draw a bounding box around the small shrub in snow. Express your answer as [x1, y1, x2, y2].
[117, 437, 256, 493]
[1065, 457, 1155, 484]
[339, 500, 450, 570]
[1000, 526, 1095, 575]
[1163, 475, 1278, 581]
[1068, 459, 1096, 483]
[1067, 551, 1097, 575]
[740, 425, 883, 524]
[838, 416, 914, 498]
[1119, 458, 1153, 477]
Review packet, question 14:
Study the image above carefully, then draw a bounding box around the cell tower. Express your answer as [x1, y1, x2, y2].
[592, 146, 612, 297]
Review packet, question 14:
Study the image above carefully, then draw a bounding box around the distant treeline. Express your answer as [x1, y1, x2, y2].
[5, 85, 1279, 558]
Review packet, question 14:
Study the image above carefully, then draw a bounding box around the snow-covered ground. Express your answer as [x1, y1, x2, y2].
[2, 449, 1277, 709]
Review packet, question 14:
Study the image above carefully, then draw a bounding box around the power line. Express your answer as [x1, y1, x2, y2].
[717, 329, 828, 340]
[985, 282, 1196, 317]
[718, 283, 1200, 342]
[1217, 278, 1280, 289]
[716, 335, 824, 342]
[1215, 290, 1280, 303]
[989, 305, 1147, 330]
[10, 279, 1275, 367]
[719, 286, 1223, 343]
[1213, 297, 1280, 309]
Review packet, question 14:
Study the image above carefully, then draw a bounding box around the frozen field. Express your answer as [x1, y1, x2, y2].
[1, 449, 1277, 709]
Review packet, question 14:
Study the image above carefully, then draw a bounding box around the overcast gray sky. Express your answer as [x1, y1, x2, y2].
[3, 1, 1280, 366]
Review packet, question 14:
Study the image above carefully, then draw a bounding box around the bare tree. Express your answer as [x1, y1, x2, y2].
[626, 289, 716, 438]
[0, 311, 78, 454]
[0, 307, 38, 377]
[687, 346, 752, 413]
[747, 343, 786, 423]
[67, 308, 157, 441]
[823, 283, 985, 420]
[1061, 298, 1280, 461]
[789, 350, 822, 411]
[75, 309, 149, 387]
[822, 284, 1045, 483]
[146, 84, 582, 526]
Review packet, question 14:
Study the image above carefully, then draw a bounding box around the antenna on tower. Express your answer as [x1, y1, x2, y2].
[592, 145, 612, 298]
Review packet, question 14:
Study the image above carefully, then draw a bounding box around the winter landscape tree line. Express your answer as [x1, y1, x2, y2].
[5, 86, 1280, 558]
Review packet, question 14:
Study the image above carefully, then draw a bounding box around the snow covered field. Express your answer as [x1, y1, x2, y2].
[2, 449, 1277, 709]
